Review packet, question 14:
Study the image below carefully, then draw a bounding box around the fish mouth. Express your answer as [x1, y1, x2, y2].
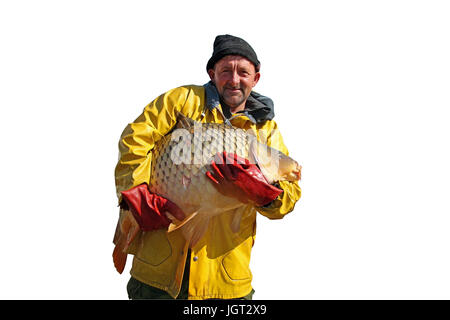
[280, 162, 302, 182]
[292, 164, 302, 181]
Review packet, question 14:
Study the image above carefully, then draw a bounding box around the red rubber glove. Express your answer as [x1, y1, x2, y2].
[206, 152, 283, 207]
[120, 184, 185, 231]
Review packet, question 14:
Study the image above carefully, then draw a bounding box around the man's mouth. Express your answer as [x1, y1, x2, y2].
[225, 88, 242, 94]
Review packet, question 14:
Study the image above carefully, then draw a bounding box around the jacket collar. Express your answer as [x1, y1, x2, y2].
[203, 81, 275, 124]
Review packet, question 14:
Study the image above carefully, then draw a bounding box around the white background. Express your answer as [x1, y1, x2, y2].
[1, 0, 449, 299]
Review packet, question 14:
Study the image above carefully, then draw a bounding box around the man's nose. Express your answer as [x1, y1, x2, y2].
[229, 71, 240, 86]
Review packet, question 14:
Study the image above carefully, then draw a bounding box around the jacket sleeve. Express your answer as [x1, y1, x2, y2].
[114, 87, 192, 203]
[256, 121, 302, 219]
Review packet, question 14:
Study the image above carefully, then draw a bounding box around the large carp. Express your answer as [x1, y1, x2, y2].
[113, 113, 301, 273]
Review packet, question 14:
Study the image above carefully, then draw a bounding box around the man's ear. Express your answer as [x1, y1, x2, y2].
[253, 72, 261, 87]
[207, 69, 215, 81]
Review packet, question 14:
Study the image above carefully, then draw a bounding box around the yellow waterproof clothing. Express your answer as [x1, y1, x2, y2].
[114, 84, 301, 299]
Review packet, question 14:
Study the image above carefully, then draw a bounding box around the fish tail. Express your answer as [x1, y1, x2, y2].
[175, 111, 196, 129]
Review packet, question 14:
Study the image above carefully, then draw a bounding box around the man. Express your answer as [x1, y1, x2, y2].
[114, 34, 302, 299]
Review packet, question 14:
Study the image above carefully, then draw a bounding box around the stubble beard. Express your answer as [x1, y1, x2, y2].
[221, 88, 247, 111]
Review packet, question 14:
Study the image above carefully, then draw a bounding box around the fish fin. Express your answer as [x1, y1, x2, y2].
[112, 209, 139, 274]
[248, 138, 277, 184]
[175, 111, 197, 129]
[112, 215, 122, 245]
[167, 211, 199, 233]
[112, 241, 127, 274]
[230, 207, 245, 233]
[188, 216, 211, 248]
[167, 211, 210, 248]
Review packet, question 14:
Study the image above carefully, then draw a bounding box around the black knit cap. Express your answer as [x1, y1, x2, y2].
[206, 34, 260, 72]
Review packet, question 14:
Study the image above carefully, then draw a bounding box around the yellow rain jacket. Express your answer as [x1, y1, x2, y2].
[114, 84, 301, 299]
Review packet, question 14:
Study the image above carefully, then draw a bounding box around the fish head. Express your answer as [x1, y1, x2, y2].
[249, 139, 301, 184]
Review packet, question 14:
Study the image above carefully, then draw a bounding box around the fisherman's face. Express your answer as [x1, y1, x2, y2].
[208, 55, 260, 112]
